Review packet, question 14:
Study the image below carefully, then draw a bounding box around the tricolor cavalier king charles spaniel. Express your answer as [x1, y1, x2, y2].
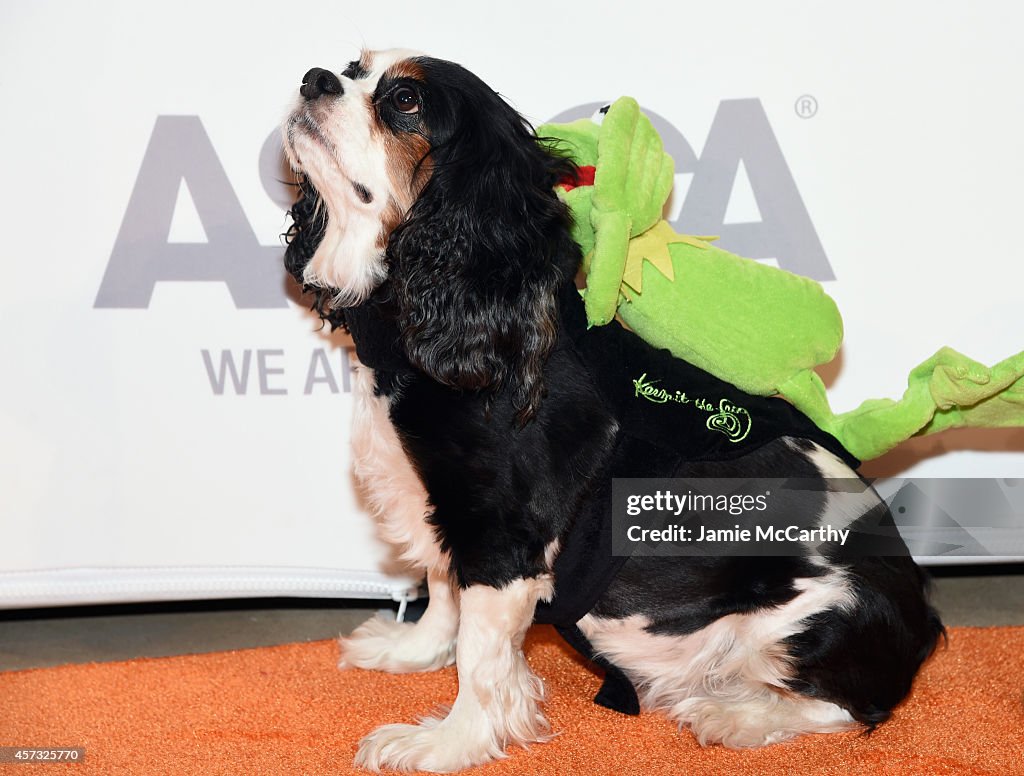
[281, 49, 943, 773]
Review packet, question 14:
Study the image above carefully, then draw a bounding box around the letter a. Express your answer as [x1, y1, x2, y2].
[95, 116, 287, 309]
[676, 99, 835, 281]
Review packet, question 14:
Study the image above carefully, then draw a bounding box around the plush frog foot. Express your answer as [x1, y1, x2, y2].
[921, 349, 1024, 436]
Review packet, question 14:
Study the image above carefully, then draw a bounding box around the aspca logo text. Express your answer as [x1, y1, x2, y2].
[94, 100, 833, 309]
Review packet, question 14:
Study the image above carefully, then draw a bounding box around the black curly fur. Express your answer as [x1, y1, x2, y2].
[386, 58, 580, 425]
[283, 176, 347, 331]
[282, 57, 580, 421]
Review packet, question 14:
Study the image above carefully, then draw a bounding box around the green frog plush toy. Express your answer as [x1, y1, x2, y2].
[539, 98, 1024, 462]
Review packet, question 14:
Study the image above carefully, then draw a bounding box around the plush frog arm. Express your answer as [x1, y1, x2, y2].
[539, 98, 1024, 461]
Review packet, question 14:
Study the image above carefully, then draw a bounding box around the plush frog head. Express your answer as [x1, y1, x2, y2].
[540, 97, 674, 326]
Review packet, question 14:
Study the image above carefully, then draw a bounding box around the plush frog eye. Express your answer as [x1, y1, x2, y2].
[591, 104, 612, 125]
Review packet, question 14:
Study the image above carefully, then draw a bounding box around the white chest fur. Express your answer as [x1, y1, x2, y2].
[350, 362, 445, 572]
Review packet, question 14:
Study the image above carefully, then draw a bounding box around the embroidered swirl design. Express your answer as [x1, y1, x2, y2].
[706, 400, 752, 443]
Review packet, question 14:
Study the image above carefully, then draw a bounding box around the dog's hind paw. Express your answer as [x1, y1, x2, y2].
[339, 613, 456, 673]
[355, 717, 504, 773]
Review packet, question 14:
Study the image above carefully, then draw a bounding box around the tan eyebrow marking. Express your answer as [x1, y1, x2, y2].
[382, 57, 425, 82]
[366, 56, 433, 243]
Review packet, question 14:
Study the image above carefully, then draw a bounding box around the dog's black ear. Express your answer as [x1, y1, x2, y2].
[284, 177, 346, 330]
[388, 61, 580, 424]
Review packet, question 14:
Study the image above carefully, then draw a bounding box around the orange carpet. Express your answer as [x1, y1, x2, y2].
[2, 625, 1022, 775]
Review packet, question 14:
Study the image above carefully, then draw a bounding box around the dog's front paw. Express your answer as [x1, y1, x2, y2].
[355, 718, 504, 773]
[340, 613, 456, 673]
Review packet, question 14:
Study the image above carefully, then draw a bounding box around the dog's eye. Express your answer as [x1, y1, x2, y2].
[390, 86, 420, 114]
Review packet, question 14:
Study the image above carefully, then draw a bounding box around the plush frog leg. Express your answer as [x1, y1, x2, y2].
[779, 348, 1024, 461]
[778, 370, 935, 461]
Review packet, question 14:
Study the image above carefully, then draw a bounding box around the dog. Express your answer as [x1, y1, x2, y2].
[281, 49, 944, 772]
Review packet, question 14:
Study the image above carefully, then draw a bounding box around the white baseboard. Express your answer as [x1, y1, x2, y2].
[0, 566, 421, 609]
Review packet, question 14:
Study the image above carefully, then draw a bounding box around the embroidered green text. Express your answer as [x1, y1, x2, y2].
[633, 373, 752, 443]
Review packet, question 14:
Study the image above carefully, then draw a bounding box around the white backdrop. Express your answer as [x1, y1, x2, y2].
[2, 1, 1023, 607]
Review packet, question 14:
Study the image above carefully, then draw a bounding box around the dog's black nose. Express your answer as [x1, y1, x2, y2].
[300, 68, 344, 99]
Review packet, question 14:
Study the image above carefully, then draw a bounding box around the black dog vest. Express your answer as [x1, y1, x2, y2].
[343, 283, 858, 716]
[531, 283, 859, 715]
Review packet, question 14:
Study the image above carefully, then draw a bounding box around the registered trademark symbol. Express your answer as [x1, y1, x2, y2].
[795, 94, 818, 118]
